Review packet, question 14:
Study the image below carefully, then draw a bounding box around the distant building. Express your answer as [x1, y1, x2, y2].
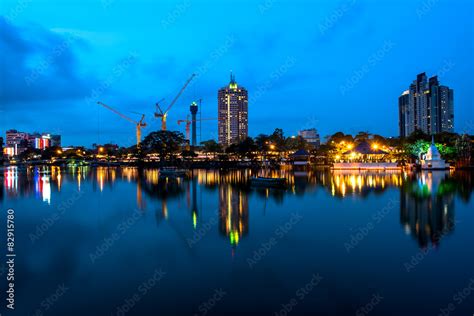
[399, 72, 454, 137]
[5, 129, 28, 155]
[298, 128, 320, 148]
[398, 90, 409, 137]
[218, 72, 248, 147]
[4, 130, 61, 156]
[51, 135, 61, 147]
[30, 133, 56, 149]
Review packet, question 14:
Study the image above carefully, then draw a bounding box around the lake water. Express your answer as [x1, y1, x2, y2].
[1, 166, 473, 316]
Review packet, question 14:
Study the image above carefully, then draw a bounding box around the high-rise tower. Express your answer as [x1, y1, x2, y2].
[190, 101, 198, 147]
[399, 72, 454, 137]
[218, 72, 248, 147]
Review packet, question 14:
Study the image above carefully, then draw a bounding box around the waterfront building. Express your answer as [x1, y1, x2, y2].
[399, 72, 454, 137]
[291, 149, 310, 166]
[51, 134, 61, 147]
[333, 141, 399, 170]
[342, 141, 388, 161]
[4, 130, 62, 156]
[298, 128, 320, 148]
[218, 72, 248, 147]
[5, 129, 28, 155]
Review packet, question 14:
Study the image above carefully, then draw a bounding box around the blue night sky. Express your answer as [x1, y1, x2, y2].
[1, 0, 473, 147]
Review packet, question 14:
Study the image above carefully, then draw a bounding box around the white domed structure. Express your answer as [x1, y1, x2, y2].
[421, 136, 449, 170]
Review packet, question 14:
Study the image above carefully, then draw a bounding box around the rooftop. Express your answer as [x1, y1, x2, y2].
[343, 141, 387, 155]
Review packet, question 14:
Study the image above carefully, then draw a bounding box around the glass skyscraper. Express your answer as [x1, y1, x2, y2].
[399, 72, 454, 137]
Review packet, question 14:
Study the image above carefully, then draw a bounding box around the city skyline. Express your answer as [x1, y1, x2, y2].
[0, 67, 467, 148]
[1, 0, 473, 147]
[1, 2, 473, 315]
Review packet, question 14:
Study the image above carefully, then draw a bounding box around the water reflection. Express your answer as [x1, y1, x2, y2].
[324, 170, 403, 197]
[219, 183, 249, 247]
[2, 166, 472, 249]
[400, 171, 456, 248]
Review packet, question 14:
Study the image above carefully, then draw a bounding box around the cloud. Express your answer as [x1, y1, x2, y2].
[0, 16, 96, 106]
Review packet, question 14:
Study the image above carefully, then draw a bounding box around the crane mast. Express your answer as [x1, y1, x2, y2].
[155, 74, 196, 131]
[97, 101, 146, 148]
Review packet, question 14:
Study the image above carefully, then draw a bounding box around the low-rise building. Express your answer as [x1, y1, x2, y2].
[4, 130, 62, 156]
[298, 128, 320, 148]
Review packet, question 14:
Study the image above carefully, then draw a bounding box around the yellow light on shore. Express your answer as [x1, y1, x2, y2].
[56, 149, 62, 154]
[347, 144, 353, 150]
[99, 147, 104, 153]
[269, 144, 275, 150]
[372, 144, 379, 150]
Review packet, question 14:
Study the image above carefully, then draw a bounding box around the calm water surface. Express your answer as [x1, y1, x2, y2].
[1, 166, 473, 316]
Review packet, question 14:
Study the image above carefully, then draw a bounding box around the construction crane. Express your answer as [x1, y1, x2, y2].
[155, 74, 196, 131]
[97, 101, 146, 148]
